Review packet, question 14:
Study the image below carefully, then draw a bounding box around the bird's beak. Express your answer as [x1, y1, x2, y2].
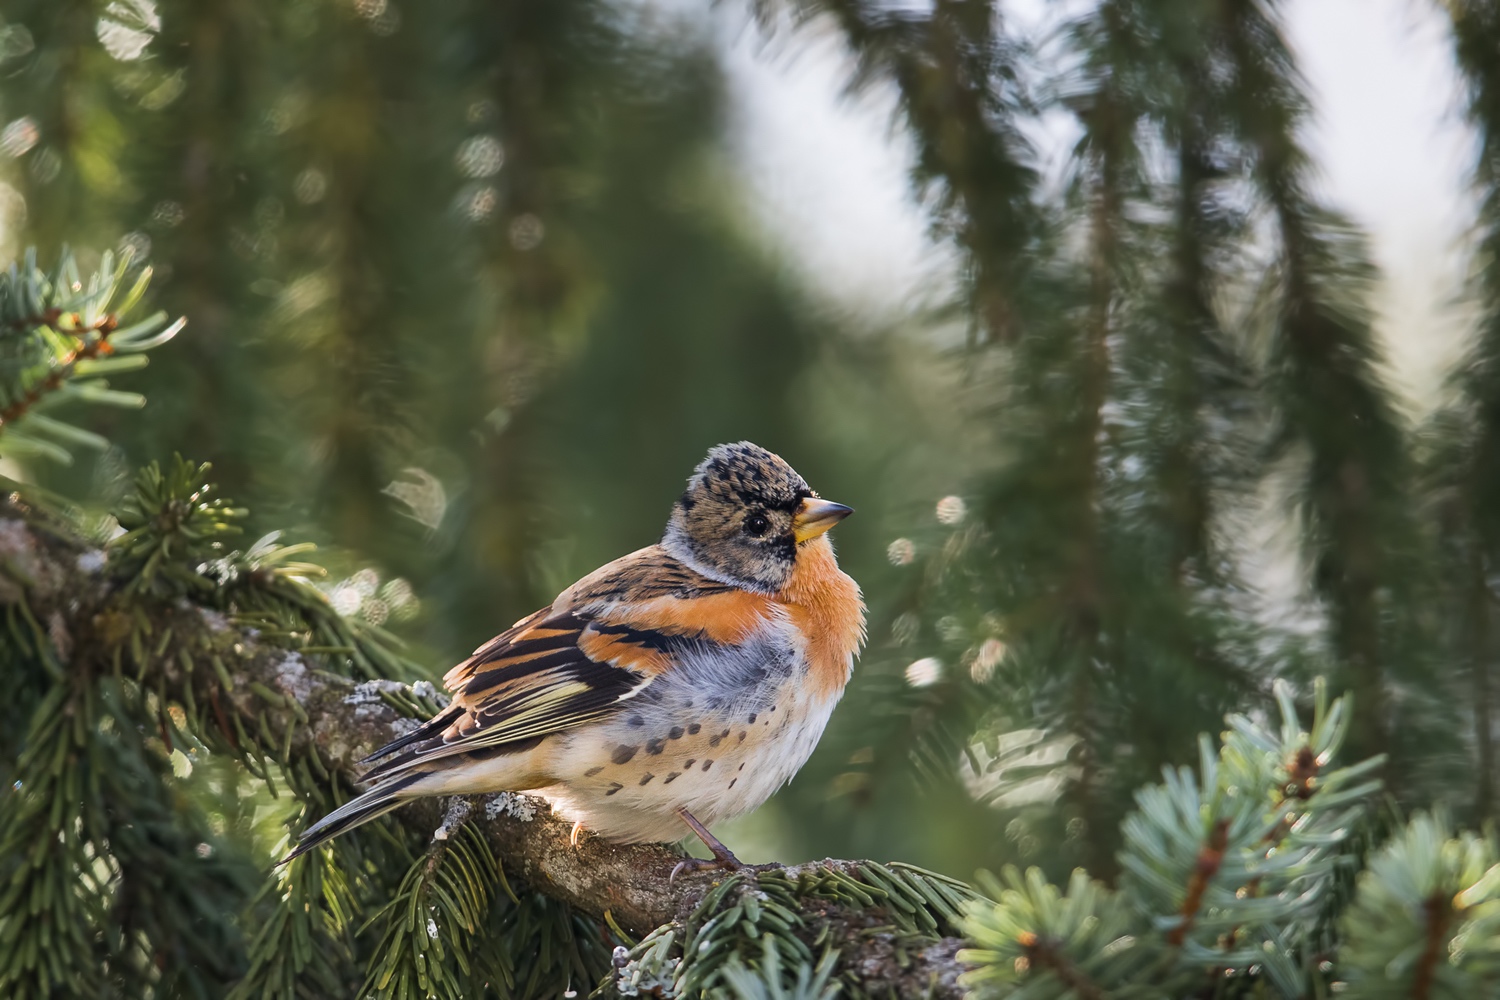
[793, 497, 854, 543]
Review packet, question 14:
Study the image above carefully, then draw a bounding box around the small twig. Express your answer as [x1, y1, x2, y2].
[1169, 818, 1231, 947]
[1017, 932, 1106, 1000]
[1284, 744, 1320, 801]
[1222, 745, 1324, 953]
[209, 687, 237, 750]
[0, 315, 119, 430]
[1259, 746, 1321, 848]
[1, 308, 63, 333]
[1412, 893, 1451, 1000]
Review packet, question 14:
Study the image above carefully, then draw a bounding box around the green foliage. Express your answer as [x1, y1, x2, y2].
[720, 938, 842, 1000]
[0, 246, 180, 465]
[111, 455, 247, 596]
[958, 680, 1383, 997]
[360, 823, 504, 1000]
[959, 868, 1153, 999]
[1426, 0, 1500, 823]
[1339, 812, 1500, 998]
[108, 452, 422, 684]
[476, 888, 614, 1000]
[0, 681, 109, 999]
[0, 489, 437, 999]
[0, 262, 438, 996]
[965, 799, 1500, 999]
[606, 862, 979, 999]
[231, 849, 359, 1000]
[92, 682, 258, 999]
[0, 670, 254, 999]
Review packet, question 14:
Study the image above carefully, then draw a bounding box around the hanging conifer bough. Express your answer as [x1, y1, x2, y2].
[1432, 0, 1500, 828]
[757, 0, 1447, 891]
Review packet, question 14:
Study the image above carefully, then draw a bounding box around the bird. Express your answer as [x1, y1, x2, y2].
[287, 441, 865, 875]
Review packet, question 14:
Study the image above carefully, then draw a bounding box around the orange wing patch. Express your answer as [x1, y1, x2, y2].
[577, 589, 773, 674]
[620, 590, 773, 643]
[574, 626, 674, 675]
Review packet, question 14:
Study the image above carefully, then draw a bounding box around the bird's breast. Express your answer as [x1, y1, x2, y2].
[777, 535, 865, 700]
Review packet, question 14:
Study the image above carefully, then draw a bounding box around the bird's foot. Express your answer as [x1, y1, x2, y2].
[668, 855, 784, 883]
[670, 852, 743, 883]
[670, 807, 779, 883]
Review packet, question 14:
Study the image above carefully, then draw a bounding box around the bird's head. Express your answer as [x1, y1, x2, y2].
[662, 441, 852, 593]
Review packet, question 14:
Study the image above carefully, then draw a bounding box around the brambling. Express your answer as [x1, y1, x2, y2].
[289, 442, 865, 873]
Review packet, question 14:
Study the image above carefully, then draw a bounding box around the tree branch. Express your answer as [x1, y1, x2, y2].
[0, 501, 970, 998]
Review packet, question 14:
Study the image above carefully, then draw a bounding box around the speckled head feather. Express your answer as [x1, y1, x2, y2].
[661, 442, 814, 593]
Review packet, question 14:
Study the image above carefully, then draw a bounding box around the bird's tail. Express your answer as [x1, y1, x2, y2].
[280, 771, 428, 865]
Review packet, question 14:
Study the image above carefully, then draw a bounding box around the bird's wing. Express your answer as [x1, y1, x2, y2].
[359, 547, 772, 782]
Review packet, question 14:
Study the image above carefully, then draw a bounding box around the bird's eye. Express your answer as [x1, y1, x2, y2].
[744, 513, 770, 537]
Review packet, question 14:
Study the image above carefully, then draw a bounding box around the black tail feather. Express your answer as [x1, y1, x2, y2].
[360, 735, 450, 785]
[358, 702, 464, 766]
[279, 772, 426, 865]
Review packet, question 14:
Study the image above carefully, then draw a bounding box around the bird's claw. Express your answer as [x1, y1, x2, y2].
[670, 854, 744, 884]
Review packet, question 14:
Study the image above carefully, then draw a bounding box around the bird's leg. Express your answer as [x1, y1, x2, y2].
[570, 821, 584, 848]
[670, 808, 744, 882]
[678, 808, 740, 864]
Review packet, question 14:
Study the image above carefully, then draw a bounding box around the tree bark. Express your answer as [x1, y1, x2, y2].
[0, 502, 970, 999]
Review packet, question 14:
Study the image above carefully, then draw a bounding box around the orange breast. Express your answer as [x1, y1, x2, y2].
[778, 536, 866, 699]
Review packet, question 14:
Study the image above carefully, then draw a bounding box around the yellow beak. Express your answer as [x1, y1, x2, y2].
[793, 497, 854, 543]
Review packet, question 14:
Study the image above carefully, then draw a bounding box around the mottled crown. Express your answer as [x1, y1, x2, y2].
[661, 442, 814, 593]
[685, 442, 810, 512]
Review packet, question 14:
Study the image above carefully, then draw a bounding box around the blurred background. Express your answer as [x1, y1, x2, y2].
[2, 0, 1498, 888]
